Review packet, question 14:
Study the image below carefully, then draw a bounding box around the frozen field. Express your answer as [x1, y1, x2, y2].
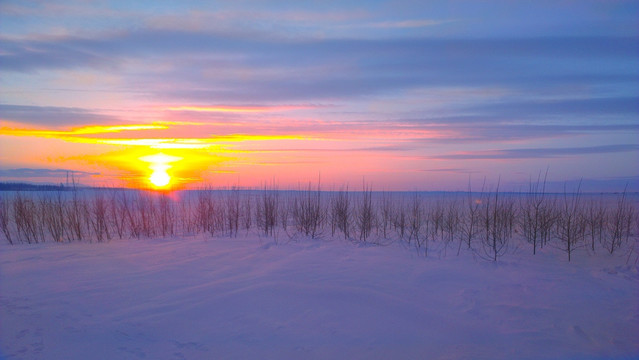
[1, 234, 638, 360]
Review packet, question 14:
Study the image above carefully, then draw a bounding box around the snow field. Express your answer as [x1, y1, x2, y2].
[1, 234, 638, 359]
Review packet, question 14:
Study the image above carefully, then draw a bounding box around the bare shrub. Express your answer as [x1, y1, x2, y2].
[585, 198, 607, 253]
[178, 192, 197, 235]
[479, 182, 512, 261]
[195, 188, 215, 234]
[121, 191, 141, 239]
[66, 187, 85, 241]
[243, 191, 252, 233]
[378, 191, 393, 239]
[109, 190, 128, 239]
[429, 201, 445, 241]
[195, 189, 210, 233]
[139, 192, 157, 238]
[279, 196, 290, 232]
[38, 192, 64, 243]
[518, 172, 549, 255]
[503, 197, 517, 239]
[292, 180, 324, 238]
[225, 187, 241, 237]
[355, 182, 375, 243]
[157, 192, 175, 237]
[330, 186, 351, 239]
[13, 193, 40, 243]
[392, 196, 407, 240]
[604, 188, 635, 254]
[458, 187, 481, 255]
[195, 188, 224, 235]
[442, 198, 459, 246]
[538, 197, 557, 249]
[554, 184, 586, 262]
[0, 194, 12, 244]
[256, 184, 279, 236]
[408, 194, 428, 256]
[89, 191, 110, 242]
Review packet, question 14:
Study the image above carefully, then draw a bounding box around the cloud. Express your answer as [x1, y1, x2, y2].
[389, 121, 637, 143]
[166, 104, 321, 113]
[242, 145, 413, 153]
[467, 96, 639, 118]
[431, 144, 639, 160]
[361, 19, 455, 29]
[444, 124, 638, 142]
[420, 168, 475, 174]
[1, 30, 637, 103]
[158, 36, 639, 102]
[0, 104, 117, 127]
[1, 124, 169, 141]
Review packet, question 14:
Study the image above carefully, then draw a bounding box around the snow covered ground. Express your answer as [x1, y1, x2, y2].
[1, 234, 638, 360]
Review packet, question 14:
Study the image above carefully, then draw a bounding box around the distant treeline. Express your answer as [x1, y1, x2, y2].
[0, 183, 70, 192]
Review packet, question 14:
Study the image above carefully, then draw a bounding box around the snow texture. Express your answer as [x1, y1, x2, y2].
[1, 235, 638, 360]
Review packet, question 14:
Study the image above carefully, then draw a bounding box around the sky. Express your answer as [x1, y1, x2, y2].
[1, 0, 638, 191]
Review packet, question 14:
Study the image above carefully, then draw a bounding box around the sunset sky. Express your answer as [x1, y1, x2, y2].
[1, 0, 638, 191]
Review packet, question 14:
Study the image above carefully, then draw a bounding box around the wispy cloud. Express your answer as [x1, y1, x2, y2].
[2, 31, 637, 103]
[431, 144, 639, 160]
[91, 134, 309, 149]
[358, 19, 456, 29]
[0, 104, 117, 126]
[422, 124, 638, 142]
[467, 96, 639, 118]
[166, 104, 320, 113]
[420, 168, 473, 173]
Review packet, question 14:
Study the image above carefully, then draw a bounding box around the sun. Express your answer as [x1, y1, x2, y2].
[139, 153, 182, 188]
[149, 168, 170, 187]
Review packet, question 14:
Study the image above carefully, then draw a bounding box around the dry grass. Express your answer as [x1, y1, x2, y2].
[1, 181, 637, 263]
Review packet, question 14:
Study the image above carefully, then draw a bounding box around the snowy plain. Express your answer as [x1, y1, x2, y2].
[1, 232, 638, 360]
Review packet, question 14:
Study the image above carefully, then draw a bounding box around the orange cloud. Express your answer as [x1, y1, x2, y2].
[0, 124, 168, 137]
[87, 135, 309, 149]
[1, 115, 456, 189]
